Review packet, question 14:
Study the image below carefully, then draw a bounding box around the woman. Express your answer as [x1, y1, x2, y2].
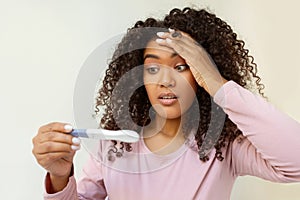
[32, 7, 300, 199]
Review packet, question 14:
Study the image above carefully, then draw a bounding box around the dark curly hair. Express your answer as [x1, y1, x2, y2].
[95, 7, 264, 162]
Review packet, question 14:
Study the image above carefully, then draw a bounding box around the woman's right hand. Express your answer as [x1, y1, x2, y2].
[32, 122, 80, 192]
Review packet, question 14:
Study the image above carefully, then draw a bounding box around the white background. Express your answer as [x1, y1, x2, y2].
[1, 0, 300, 199]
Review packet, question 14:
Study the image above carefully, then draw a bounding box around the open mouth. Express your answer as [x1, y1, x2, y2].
[158, 93, 178, 105]
[159, 95, 177, 99]
[158, 93, 178, 99]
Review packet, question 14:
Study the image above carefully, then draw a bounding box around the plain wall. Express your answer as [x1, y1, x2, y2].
[0, 0, 299, 199]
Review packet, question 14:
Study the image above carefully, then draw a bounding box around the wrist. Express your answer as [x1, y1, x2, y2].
[47, 165, 74, 193]
[199, 76, 228, 97]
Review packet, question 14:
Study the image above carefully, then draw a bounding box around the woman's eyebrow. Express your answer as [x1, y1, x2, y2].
[143, 53, 178, 61]
[143, 54, 159, 61]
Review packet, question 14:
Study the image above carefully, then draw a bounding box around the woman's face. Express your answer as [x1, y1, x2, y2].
[143, 40, 197, 119]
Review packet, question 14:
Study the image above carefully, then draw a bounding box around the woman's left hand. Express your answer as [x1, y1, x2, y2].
[156, 29, 227, 96]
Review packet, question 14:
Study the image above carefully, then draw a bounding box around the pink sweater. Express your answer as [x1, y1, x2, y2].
[44, 81, 300, 200]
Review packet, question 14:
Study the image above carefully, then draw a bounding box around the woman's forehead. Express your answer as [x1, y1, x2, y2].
[144, 40, 175, 55]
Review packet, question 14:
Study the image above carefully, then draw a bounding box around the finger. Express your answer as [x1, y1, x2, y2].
[38, 131, 75, 145]
[156, 30, 195, 46]
[38, 122, 73, 134]
[156, 37, 192, 58]
[35, 152, 75, 167]
[156, 33, 197, 57]
[167, 28, 192, 39]
[34, 140, 80, 155]
[32, 132, 81, 157]
[171, 31, 182, 38]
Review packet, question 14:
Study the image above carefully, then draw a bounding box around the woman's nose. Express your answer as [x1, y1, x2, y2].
[159, 67, 176, 87]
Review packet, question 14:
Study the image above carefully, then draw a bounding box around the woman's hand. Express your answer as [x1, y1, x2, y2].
[156, 29, 227, 96]
[32, 122, 80, 192]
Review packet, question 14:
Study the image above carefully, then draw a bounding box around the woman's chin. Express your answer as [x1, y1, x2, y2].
[152, 104, 188, 120]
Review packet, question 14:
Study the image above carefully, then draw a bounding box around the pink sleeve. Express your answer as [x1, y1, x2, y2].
[76, 154, 107, 199]
[44, 174, 79, 200]
[214, 81, 300, 182]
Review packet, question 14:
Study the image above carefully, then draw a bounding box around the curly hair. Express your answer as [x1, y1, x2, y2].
[95, 7, 264, 162]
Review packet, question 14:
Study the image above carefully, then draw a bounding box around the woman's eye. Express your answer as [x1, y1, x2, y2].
[145, 65, 160, 74]
[175, 65, 189, 72]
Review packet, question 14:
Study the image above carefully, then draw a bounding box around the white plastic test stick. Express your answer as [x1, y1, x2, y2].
[71, 129, 140, 143]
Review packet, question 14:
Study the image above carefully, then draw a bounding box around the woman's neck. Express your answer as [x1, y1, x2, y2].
[143, 114, 186, 155]
[145, 114, 183, 138]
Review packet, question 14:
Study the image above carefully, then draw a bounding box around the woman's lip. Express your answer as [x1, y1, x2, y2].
[158, 98, 178, 106]
[158, 92, 177, 99]
[157, 92, 178, 105]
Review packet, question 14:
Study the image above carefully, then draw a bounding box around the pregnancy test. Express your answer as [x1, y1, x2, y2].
[71, 129, 139, 143]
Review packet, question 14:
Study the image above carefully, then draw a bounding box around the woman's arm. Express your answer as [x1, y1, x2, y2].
[44, 144, 107, 199]
[215, 81, 300, 182]
[44, 174, 79, 199]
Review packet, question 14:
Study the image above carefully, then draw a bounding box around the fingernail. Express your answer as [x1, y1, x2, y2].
[71, 145, 81, 151]
[64, 124, 73, 131]
[168, 28, 175, 32]
[72, 137, 81, 145]
[155, 38, 164, 43]
[171, 31, 182, 38]
[166, 38, 172, 43]
[156, 32, 165, 37]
